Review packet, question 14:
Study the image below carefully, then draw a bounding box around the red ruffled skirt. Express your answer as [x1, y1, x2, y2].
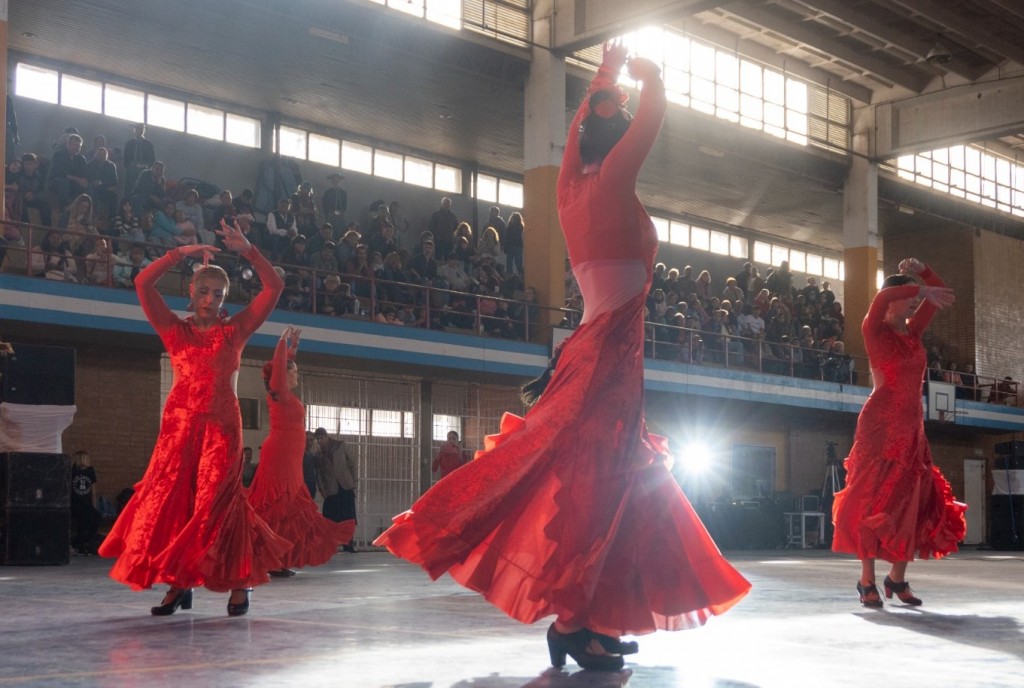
[375, 295, 750, 636]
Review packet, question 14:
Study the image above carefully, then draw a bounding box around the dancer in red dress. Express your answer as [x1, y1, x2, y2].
[832, 258, 966, 607]
[99, 221, 291, 616]
[375, 44, 750, 671]
[247, 326, 355, 577]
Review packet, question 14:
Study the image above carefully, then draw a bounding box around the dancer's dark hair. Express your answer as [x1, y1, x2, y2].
[880, 274, 916, 289]
[579, 91, 632, 166]
[521, 344, 564, 408]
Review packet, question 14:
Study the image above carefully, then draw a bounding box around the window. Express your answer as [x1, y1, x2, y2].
[105, 84, 145, 123]
[426, 0, 461, 29]
[475, 174, 498, 203]
[689, 226, 710, 251]
[339, 407, 369, 436]
[823, 257, 840, 280]
[278, 126, 307, 159]
[433, 413, 462, 441]
[806, 253, 823, 276]
[435, 163, 462, 193]
[225, 113, 261, 148]
[753, 241, 772, 265]
[729, 235, 748, 259]
[147, 95, 185, 132]
[187, 103, 225, 140]
[341, 140, 373, 175]
[15, 63, 58, 104]
[405, 156, 434, 188]
[876, 269, 884, 290]
[771, 244, 788, 267]
[789, 250, 806, 273]
[372, 409, 405, 438]
[60, 75, 102, 113]
[669, 221, 689, 247]
[710, 230, 730, 255]
[498, 179, 524, 208]
[374, 150, 404, 181]
[309, 133, 340, 166]
[651, 216, 670, 243]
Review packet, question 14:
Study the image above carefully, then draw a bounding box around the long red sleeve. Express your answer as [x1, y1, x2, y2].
[269, 335, 290, 400]
[908, 266, 945, 338]
[135, 249, 184, 334]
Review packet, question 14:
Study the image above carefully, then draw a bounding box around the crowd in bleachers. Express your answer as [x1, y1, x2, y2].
[1, 121, 537, 338]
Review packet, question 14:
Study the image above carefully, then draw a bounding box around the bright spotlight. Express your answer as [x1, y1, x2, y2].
[682, 442, 712, 474]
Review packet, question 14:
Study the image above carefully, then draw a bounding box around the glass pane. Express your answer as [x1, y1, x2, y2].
[710, 229, 729, 255]
[278, 125, 307, 159]
[729, 235, 747, 258]
[740, 60, 762, 97]
[476, 174, 498, 202]
[435, 163, 462, 193]
[753, 240, 771, 264]
[785, 79, 808, 113]
[372, 409, 403, 438]
[61, 75, 102, 113]
[225, 113, 261, 148]
[789, 250, 806, 273]
[690, 226, 710, 251]
[499, 179, 524, 208]
[147, 95, 185, 132]
[651, 216, 670, 243]
[393, 0, 425, 17]
[426, 0, 461, 29]
[403, 411, 417, 439]
[806, 253, 823, 275]
[665, 68, 690, 99]
[771, 244, 788, 267]
[308, 133, 340, 166]
[764, 69, 785, 105]
[15, 63, 58, 104]
[341, 140, 373, 174]
[716, 86, 739, 115]
[339, 407, 369, 436]
[669, 221, 689, 246]
[691, 42, 715, 79]
[375, 150, 404, 181]
[104, 84, 145, 122]
[306, 404, 339, 435]
[433, 413, 462, 441]
[404, 156, 433, 188]
[823, 257, 840, 279]
[186, 103, 224, 140]
[716, 52, 739, 89]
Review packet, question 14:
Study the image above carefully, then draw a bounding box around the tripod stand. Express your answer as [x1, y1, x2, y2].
[821, 441, 844, 501]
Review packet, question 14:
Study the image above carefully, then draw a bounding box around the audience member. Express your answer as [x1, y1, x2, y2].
[291, 182, 318, 237]
[85, 146, 118, 220]
[388, 200, 411, 251]
[322, 173, 347, 229]
[427, 197, 458, 260]
[130, 160, 167, 213]
[48, 133, 89, 208]
[122, 123, 155, 196]
[113, 244, 151, 288]
[266, 197, 298, 260]
[17, 153, 51, 226]
[432, 430, 467, 479]
[503, 211, 525, 277]
[70, 449, 102, 555]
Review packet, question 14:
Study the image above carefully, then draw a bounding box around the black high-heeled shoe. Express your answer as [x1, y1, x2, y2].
[268, 568, 296, 578]
[592, 632, 639, 655]
[227, 588, 252, 617]
[546, 624, 625, 671]
[151, 588, 193, 616]
[857, 582, 884, 608]
[884, 576, 923, 606]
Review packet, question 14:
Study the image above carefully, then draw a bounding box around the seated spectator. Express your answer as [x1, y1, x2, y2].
[443, 293, 476, 330]
[318, 275, 359, 316]
[373, 304, 402, 325]
[344, 243, 374, 299]
[927, 359, 944, 382]
[801, 276, 820, 304]
[149, 201, 182, 248]
[82, 238, 119, 285]
[17, 153, 51, 226]
[172, 210, 198, 246]
[85, 146, 118, 220]
[309, 239, 339, 279]
[452, 234, 475, 270]
[175, 188, 205, 234]
[989, 377, 1018, 405]
[380, 251, 413, 304]
[307, 222, 335, 256]
[396, 303, 425, 328]
[407, 239, 439, 284]
[265, 197, 298, 260]
[797, 326, 821, 378]
[111, 198, 144, 247]
[438, 253, 472, 293]
[48, 133, 89, 209]
[129, 160, 167, 214]
[389, 200, 411, 251]
[723, 277, 743, 304]
[474, 258, 503, 295]
[943, 361, 963, 388]
[820, 280, 836, 308]
[958, 363, 977, 401]
[32, 230, 77, 281]
[281, 272, 311, 312]
[280, 235, 310, 268]
[113, 244, 151, 287]
[335, 224, 361, 266]
[232, 188, 255, 217]
[209, 190, 237, 234]
[369, 220, 399, 258]
[62, 194, 99, 269]
[477, 225, 502, 266]
[822, 341, 856, 384]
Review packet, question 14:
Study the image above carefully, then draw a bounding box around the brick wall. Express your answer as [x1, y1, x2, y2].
[61, 345, 162, 502]
[973, 230, 1024, 386]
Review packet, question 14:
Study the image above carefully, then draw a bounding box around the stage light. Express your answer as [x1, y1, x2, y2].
[682, 442, 713, 474]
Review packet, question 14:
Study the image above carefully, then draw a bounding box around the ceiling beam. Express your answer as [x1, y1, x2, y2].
[725, 3, 931, 92]
[987, 0, 1024, 23]
[680, 19, 874, 103]
[891, 0, 1024, 68]
[550, 0, 730, 53]
[796, 0, 987, 81]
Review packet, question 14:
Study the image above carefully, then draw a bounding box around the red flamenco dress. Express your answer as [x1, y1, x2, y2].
[375, 62, 750, 636]
[832, 265, 966, 562]
[246, 336, 354, 567]
[99, 247, 293, 592]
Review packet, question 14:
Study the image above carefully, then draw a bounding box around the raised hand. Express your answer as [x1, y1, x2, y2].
[920, 285, 955, 310]
[601, 40, 628, 74]
[288, 327, 301, 351]
[627, 57, 661, 82]
[898, 258, 925, 275]
[216, 219, 253, 254]
[177, 243, 219, 265]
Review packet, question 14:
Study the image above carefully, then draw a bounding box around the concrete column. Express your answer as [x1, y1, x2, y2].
[842, 106, 879, 371]
[522, 2, 567, 343]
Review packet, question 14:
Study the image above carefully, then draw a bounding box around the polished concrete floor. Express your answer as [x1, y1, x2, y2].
[1, 548, 1023, 687]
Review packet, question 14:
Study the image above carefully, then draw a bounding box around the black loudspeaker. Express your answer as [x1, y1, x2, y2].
[0, 453, 70, 509]
[989, 495, 1024, 551]
[1, 509, 70, 565]
[994, 440, 1024, 458]
[995, 456, 1024, 470]
[0, 344, 76, 406]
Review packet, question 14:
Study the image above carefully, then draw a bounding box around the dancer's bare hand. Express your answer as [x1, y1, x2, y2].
[627, 57, 661, 82]
[178, 243, 219, 265]
[898, 258, 925, 275]
[217, 219, 253, 254]
[921, 286, 955, 309]
[601, 40, 628, 74]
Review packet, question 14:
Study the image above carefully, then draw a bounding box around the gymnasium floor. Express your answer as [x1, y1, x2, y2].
[1, 548, 1022, 687]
